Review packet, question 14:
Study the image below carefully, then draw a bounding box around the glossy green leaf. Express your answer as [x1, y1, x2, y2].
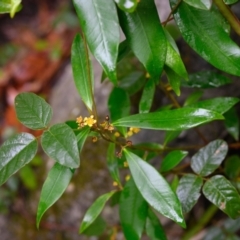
[73, 0, 119, 84]
[113, 108, 224, 131]
[119, 71, 146, 96]
[181, 71, 232, 88]
[0, 0, 22, 17]
[184, 0, 212, 10]
[119, 178, 148, 240]
[15, 92, 52, 130]
[71, 34, 94, 111]
[191, 139, 228, 176]
[76, 126, 90, 152]
[223, 0, 239, 4]
[108, 87, 130, 136]
[118, 0, 167, 81]
[36, 163, 73, 228]
[41, 123, 79, 168]
[224, 155, 240, 180]
[177, 174, 203, 213]
[203, 175, 240, 218]
[164, 130, 182, 146]
[171, 175, 179, 192]
[160, 150, 188, 172]
[165, 65, 181, 96]
[124, 149, 186, 227]
[115, 0, 138, 13]
[164, 28, 180, 54]
[165, 31, 188, 81]
[79, 191, 116, 233]
[189, 97, 240, 114]
[107, 143, 121, 186]
[118, 40, 131, 62]
[170, 0, 240, 76]
[184, 90, 203, 106]
[224, 107, 239, 141]
[0, 133, 37, 186]
[145, 208, 167, 240]
[82, 216, 106, 236]
[139, 78, 155, 113]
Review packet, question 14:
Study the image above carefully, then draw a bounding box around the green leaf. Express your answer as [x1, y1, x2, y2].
[118, 40, 131, 62]
[0, 133, 38, 186]
[115, 0, 138, 13]
[171, 175, 179, 192]
[15, 92, 52, 130]
[145, 208, 167, 240]
[170, 0, 240, 76]
[164, 130, 182, 146]
[19, 165, 37, 190]
[223, 0, 239, 4]
[189, 97, 240, 114]
[203, 175, 240, 218]
[41, 123, 79, 168]
[181, 71, 232, 88]
[124, 149, 185, 227]
[0, 0, 22, 17]
[71, 34, 94, 111]
[183, 0, 212, 10]
[113, 107, 224, 131]
[82, 216, 106, 236]
[118, 0, 167, 81]
[165, 65, 181, 96]
[139, 78, 155, 113]
[119, 178, 148, 240]
[165, 30, 188, 81]
[76, 126, 90, 152]
[36, 163, 73, 228]
[184, 90, 203, 106]
[107, 143, 121, 186]
[73, 0, 119, 84]
[224, 107, 239, 141]
[119, 71, 146, 96]
[177, 174, 203, 213]
[191, 139, 228, 176]
[108, 87, 130, 136]
[79, 191, 116, 233]
[224, 155, 240, 180]
[160, 150, 188, 172]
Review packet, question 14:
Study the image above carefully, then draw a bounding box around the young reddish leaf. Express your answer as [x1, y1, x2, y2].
[124, 149, 186, 228]
[160, 150, 188, 172]
[0, 133, 38, 186]
[170, 0, 240, 76]
[79, 191, 116, 233]
[203, 175, 240, 218]
[41, 123, 79, 168]
[73, 0, 119, 84]
[15, 92, 52, 130]
[119, 178, 148, 240]
[145, 209, 167, 240]
[71, 34, 94, 111]
[177, 174, 203, 213]
[118, 0, 167, 81]
[36, 163, 73, 228]
[139, 78, 155, 113]
[113, 108, 224, 131]
[191, 139, 228, 176]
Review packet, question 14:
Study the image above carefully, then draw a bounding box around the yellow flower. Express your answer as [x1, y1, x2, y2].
[130, 127, 140, 133]
[127, 131, 133, 137]
[125, 175, 131, 181]
[76, 116, 83, 124]
[84, 115, 97, 127]
[113, 181, 118, 187]
[123, 161, 128, 168]
[114, 132, 120, 137]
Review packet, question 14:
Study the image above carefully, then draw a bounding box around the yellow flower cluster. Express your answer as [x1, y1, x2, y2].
[76, 115, 97, 128]
[127, 127, 140, 137]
